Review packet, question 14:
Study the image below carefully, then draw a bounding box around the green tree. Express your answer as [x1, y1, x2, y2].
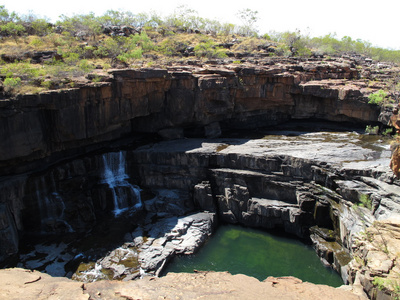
[31, 19, 52, 36]
[99, 10, 149, 28]
[164, 5, 199, 31]
[0, 21, 25, 42]
[194, 39, 227, 58]
[236, 8, 258, 36]
[19, 11, 52, 35]
[3, 77, 21, 94]
[0, 5, 20, 23]
[58, 13, 102, 40]
[368, 90, 392, 106]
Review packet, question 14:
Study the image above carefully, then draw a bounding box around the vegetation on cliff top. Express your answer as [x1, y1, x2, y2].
[0, 4, 400, 96]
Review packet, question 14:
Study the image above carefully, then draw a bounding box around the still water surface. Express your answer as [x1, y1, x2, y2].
[163, 224, 344, 287]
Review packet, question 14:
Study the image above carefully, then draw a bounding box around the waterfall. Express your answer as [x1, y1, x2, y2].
[101, 151, 142, 216]
[35, 175, 74, 233]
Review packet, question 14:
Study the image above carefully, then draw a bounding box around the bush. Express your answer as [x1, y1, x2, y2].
[78, 59, 94, 73]
[29, 36, 44, 47]
[30, 19, 52, 36]
[0, 22, 25, 41]
[0, 62, 42, 80]
[117, 49, 143, 62]
[159, 38, 188, 56]
[3, 77, 21, 93]
[365, 125, 379, 135]
[358, 194, 372, 209]
[231, 37, 265, 53]
[368, 90, 392, 105]
[194, 40, 227, 58]
[57, 13, 102, 40]
[63, 52, 80, 65]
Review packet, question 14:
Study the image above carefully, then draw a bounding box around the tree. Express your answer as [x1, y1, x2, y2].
[0, 22, 25, 42]
[236, 8, 259, 36]
[19, 11, 52, 36]
[58, 13, 102, 40]
[0, 5, 20, 23]
[164, 5, 199, 31]
[99, 10, 148, 28]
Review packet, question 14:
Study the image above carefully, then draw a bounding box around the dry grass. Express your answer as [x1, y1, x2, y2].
[231, 36, 271, 53]
[0, 31, 272, 96]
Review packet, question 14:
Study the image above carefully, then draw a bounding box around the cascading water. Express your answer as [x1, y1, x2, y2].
[101, 151, 142, 216]
[34, 175, 74, 233]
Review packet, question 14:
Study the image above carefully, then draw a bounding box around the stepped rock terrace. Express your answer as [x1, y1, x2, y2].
[1, 57, 400, 299]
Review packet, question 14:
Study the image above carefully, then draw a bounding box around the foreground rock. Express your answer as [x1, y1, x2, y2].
[72, 212, 215, 281]
[348, 219, 400, 299]
[0, 268, 365, 300]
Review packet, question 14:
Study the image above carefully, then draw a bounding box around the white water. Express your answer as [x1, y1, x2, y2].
[35, 175, 74, 233]
[101, 151, 142, 216]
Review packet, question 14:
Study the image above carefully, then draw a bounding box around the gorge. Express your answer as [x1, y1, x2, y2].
[1, 56, 400, 299]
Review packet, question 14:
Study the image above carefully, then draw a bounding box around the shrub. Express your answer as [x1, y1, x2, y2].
[368, 89, 388, 105]
[40, 80, 52, 89]
[0, 62, 43, 80]
[365, 125, 379, 135]
[0, 22, 25, 41]
[194, 40, 227, 58]
[358, 194, 372, 209]
[159, 38, 188, 56]
[373, 277, 400, 299]
[63, 52, 80, 65]
[236, 8, 259, 37]
[78, 59, 94, 73]
[231, 37, 264, 53]
[30, 19, 52, 36]
[382, 128, 393, 136]
[46, 33, 67, 47]
[3, 77, 21, 93]
[57, 13, 102, 40]
[29, 36, 44, 47]
[117, 49, 143, 62]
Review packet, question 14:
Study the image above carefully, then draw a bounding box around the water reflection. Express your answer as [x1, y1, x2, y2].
[163, 224, 344, 287]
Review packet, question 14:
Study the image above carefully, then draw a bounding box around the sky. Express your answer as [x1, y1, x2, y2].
[1, 0, 399, 50]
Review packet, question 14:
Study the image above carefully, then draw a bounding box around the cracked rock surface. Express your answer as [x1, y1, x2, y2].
[0, 268, 366, 300]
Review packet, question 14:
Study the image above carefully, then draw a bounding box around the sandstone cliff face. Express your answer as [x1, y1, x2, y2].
[0, 58, 382, 177]
[0, 58, 394, 295]
[128, 129, 399, 294]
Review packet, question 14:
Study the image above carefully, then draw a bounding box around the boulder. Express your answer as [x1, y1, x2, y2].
[73, 212, 215, 281]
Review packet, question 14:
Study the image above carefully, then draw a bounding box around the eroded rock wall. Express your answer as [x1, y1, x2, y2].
[0, 151, 144, 263]
[0, 59, 382, 177]
[0, 59, 390, 278]
[129, 132, 399, 288]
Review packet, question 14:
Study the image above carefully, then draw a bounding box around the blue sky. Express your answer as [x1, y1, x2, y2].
[2, 0, 399, 50]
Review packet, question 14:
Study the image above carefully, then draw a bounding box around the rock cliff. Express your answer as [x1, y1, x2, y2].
[0, 57, 399, 299]
[0, 57, 383, 177]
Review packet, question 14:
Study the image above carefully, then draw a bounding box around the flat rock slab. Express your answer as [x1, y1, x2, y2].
[136, 131, 391, 170]
[0, 268, 366, 300]
[73, 212, 215, 281]
[0, 268, 88, 300]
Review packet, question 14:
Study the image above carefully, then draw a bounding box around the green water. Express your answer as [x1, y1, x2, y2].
[163, 225, 344, 287]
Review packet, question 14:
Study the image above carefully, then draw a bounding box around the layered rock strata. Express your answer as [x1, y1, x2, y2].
[0, 58, 399, 298]
[129, 128, 399, 296]
[348, 219, 400, 299]
[0, 58, 383, 177]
